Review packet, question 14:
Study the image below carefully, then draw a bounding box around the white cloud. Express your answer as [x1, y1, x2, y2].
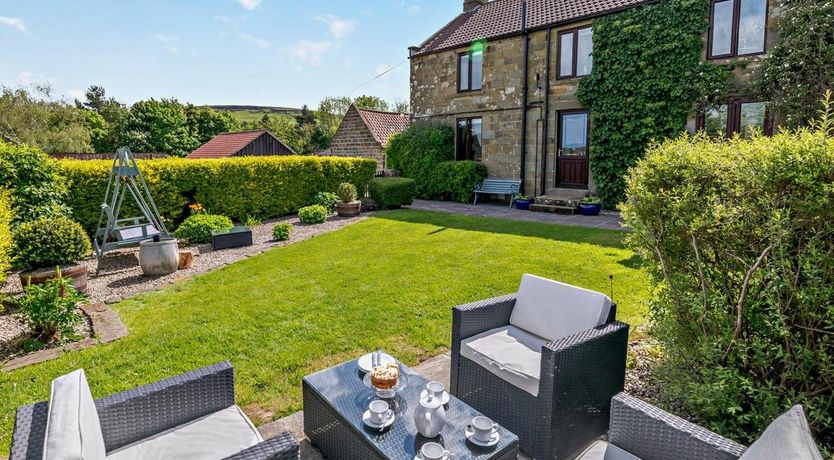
[236, 0, 262, 10]
[288, 40, 336, 67]
[407, 5, 421, 14]
[315, 14, 356, 40]
[151, 33, 180, 53]
[0, 16, 26, 32]
[239, 33, 270, 48]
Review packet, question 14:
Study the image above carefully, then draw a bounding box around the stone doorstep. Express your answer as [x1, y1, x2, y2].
[529, 203, 577, 215]
[1, 303, 128, 372]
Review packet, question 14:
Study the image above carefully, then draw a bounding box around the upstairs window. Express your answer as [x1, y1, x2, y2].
[456, 117, 482, 161]
[558, 26, 593, 78]
[458, 50, 483, 92]
[698, 99, 771, 138]
[709, 0, 768, 59]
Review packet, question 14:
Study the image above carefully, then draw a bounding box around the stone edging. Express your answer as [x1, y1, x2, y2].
[2, 303, 128, 372]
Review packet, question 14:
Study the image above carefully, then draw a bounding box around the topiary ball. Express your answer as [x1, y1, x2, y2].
[298, 205, 328, 224]
[174, 214, 234, 244]
[12, 218, 91, 270]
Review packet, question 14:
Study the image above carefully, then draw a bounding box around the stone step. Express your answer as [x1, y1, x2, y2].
[545, 187, 588, 201]
[529, 203, 577, 215]
[534, 195, 581, 207]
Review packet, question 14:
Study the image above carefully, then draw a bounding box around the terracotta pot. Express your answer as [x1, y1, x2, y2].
[19, 263, 89, 293]
[138, 238, 179, 276]
[336, 200, 362, 217]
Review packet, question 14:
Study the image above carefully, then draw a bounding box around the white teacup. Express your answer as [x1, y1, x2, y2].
[368, 400, 392, 424]
[420, 441, 449, 460]
[468, 415, 498, 443]
[426, 381, 445, 399]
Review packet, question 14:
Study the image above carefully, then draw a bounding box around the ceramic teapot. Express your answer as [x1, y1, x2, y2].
[414, 393, 445, 438]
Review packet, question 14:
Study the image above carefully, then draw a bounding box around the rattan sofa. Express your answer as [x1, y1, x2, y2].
[450, 276, 630, 459]
[11, 361, 299, 460]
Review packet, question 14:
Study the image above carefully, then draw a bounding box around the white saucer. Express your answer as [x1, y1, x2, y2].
[465, 426, 500, 447]
[414, 452, 451, 460]
[419, 389, 450, 405]
[358, 352, 396, 373]
[362, 409, 395, 429]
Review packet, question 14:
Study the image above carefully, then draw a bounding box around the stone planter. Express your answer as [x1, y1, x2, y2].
[139, 238, 179, 276]
[336, 200, 361, 217]
[19, 263, 88, 293]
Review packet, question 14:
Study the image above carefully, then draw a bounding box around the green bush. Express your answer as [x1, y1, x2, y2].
[426, 161, 488, 203]
[0, 190, 11, 287]
[17, 274, 85, 342]
[298, 205, 328, 224]
[368, 177, 417, 209]
[0, 141, 69, 223]
[337, 182, 357, 203]
[622, 112, 834, 452]
[272, 223, 292, 241]
[312, 192, 339, 211]
[58, 155, 377, 234]
[12, 218, 91, 271]
[174, 214, 233, 244]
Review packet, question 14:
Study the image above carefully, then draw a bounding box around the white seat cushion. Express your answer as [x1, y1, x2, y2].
[43, 369, 107, 460]
[510, 274, 612, 342]
[460, 325, 546, 396]
[577, 441, 642, 460]
[105, 405, 262, 460]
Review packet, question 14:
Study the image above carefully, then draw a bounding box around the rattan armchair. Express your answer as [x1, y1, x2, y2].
[11, 361, 299, 460]
[451, 293, 630, 459]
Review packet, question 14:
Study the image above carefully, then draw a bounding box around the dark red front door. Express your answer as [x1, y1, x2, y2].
[556, 110, 590, 188]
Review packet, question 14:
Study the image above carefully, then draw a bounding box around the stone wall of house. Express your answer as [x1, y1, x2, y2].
[329, 107, 384, 171]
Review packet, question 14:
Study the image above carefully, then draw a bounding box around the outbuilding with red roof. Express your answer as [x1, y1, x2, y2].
[187, 129, 295, 159]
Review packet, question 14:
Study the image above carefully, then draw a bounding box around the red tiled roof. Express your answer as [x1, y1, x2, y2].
[187, 130, 271, 159]
[413, 0, 650, 56]
[355, 107, 411, 147]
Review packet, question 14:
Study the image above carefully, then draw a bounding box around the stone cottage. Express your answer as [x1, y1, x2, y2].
[409, 0, 777, 201]
[327, 104, 411, 172]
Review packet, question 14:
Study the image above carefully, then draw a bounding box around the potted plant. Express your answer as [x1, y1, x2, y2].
[13, 218, 92, 293]
[335, 183, 361, 217]
[515, 194, 532, 210]
[578, 196, 603, 216]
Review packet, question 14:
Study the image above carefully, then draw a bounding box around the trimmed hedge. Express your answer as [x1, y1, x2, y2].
[59, 156, 377, 234]
[298, 205, 328, 224]
[12, 218, 91, 270]
[0, 190, 11, 287]
[0, 141, 69, 223]
[426, 161, 488, 203]
[368, 177, 417, 209]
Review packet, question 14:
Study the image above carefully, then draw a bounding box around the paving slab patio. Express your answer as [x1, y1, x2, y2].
[409, 199, 625, 231]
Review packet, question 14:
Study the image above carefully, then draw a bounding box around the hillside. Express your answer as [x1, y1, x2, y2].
[209, 105, 302, 123]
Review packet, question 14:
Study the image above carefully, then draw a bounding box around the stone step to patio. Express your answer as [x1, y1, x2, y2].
[544, 187, 588, 201]
[529, 203, 577, 215]
[534, 195, 581, 207]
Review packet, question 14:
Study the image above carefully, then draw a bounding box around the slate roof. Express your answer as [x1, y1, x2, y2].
[412, 0, 650, 56]
[188, 130, 278, 159]
[354, 107, 411, 147]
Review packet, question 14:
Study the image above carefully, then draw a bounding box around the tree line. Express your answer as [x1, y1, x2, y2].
[0, 84, 409, 157]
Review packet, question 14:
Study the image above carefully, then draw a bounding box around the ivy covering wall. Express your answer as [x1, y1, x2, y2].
[577, 0, 730, 207]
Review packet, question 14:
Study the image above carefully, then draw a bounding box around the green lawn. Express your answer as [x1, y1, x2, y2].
[0, 210, 649, 453]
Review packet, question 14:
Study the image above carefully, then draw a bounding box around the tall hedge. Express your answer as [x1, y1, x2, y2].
[0, 189, 12, 286]
[622, 116, 834, 453]
[0, 141, 70, 223]
[60, 156, 377, 233]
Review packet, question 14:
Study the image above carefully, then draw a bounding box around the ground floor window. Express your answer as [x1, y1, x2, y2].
[698, 98, 772, 138]
[456, 117, 482, 161]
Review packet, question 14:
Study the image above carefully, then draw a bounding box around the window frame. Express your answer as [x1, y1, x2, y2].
[696, 97, 773, 136]
[456, 117, 483, 161]
[457, 50, 483, 93]
[707, 0, 769, 60]
[557, 26, 593, 80]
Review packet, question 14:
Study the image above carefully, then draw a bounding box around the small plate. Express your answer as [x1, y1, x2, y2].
[414, 453, 451, 460]
[358, 352, 396, 373]
[419, 389, 450, 405]
[465, 426, 500, 447]
[362, 409, 395, 429]
[363, 369, 408, 398]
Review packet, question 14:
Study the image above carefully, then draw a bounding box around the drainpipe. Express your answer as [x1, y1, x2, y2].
[540, 27, 552, 196]
[519, 0, 529, 194]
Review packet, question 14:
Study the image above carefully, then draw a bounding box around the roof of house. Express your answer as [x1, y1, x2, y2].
[412, 0, 649, 56]
[187, 130, 291, 159]
[353, 106, 411, 148]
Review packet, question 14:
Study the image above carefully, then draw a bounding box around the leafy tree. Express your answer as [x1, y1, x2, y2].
[0, 86, 93, 153]
[83, 110, 110, 153]
[316, 96, 353, 138]
[242, 113, 301, 153]
[758, 0, 834, 128]
[293, 105, 329, 153]
[75, 85, 129, 153]
[392, 99, 410, 113]
[123, 98, 198, 157]
[353, 95, 390, 111]
[0, 140, 69, 223]
[185, 105, 240, 144]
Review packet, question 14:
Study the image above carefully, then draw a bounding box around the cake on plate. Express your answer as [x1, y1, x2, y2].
[370, 363, 399, 389]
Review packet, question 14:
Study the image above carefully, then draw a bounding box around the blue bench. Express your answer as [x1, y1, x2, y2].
[473, 179, 522, 207]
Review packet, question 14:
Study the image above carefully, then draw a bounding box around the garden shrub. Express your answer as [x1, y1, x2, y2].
[12, 218, 91, 271]
[0, 190, 11, 287]
[312, 192, 339, 211]
[174, 214, 233, 244]
[17, 274, 84, 342]
[337, 182, 357, 203]
[272, 223, 292, 241]
[426, 161, 488, 203]
[368, 177, 417, 209]
[0, 141, 69, 223]
[298, 205, 328, 224]
[59, 155, 377, 234]
[621, 104, 834, 453]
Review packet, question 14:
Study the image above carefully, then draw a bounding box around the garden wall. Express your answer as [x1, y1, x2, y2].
[60, 156, 377, 233]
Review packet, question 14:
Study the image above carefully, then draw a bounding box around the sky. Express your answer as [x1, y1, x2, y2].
[0, 0, 462, 108]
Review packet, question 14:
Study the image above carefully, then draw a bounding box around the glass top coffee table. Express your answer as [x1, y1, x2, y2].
[303, 357, 519, 460]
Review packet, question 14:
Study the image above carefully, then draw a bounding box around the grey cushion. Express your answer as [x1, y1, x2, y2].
[739, 405, 823, 460]
[577, 441, 642, 460]
[43, 369, 107, 460]
[106, 405, 262, 460]
[510, 274, 612, 342]
[460, 325, 546, 396]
